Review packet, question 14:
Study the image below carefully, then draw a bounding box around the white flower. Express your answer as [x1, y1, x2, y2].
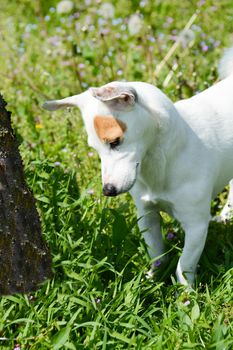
[99, 3, 115, 19]
[56, 0, 74, 14]
[179, 29, 195, 48]
[128, 14, 143, 35]
[183, 299, 191, 306]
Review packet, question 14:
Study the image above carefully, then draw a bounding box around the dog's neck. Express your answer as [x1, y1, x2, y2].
[138, 93, 188, 194]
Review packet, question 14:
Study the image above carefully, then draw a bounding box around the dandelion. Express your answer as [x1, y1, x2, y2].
[99, 3, 115, 19]
[128, 14, 143, 35]
[88, 152, 94, 157]
[179, 28, 195, 48]
[56, 0, 74, 14]
[87, 188, 94, 195]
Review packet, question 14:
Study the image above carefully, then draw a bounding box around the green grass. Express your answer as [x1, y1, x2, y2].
[0, 0, 233, 349]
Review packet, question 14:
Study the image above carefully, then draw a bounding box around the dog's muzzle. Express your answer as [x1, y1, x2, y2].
[103, 183, 118, 197]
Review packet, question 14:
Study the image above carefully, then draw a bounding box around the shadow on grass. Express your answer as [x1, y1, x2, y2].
[198, 220, 233, 286]
[26, 158, 233, 290]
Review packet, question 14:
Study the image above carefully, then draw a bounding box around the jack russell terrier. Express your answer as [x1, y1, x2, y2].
[43, 46, 233, 286]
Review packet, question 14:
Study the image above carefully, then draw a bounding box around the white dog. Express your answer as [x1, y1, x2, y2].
[43, 47, 233, 286]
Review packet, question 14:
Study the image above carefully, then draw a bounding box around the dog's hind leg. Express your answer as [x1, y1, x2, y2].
[214, 179, 233, 223]
[176, 214, 210, 286]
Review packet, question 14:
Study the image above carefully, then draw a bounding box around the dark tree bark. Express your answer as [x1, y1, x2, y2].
[0, 94, 52, 295]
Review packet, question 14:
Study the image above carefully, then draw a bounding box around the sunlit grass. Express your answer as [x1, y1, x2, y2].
[0, 0, 232, 349]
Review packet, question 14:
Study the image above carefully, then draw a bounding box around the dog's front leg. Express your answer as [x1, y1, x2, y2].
[176, 218, 210, 286]
[135, 199, 165, 274]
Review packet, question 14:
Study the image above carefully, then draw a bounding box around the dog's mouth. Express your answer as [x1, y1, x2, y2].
[103, 162, 139, 197]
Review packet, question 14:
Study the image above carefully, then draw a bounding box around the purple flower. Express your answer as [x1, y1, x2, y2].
[166, 16, 174, 24]
[154, 259, 161, 267]
[73, 12, 80, 18]
[210, 6, 217, 12]
[167, 232, 175, 240]
[47, 35, 61, 47]
[54, 161, 61, 167]
[201, 44, 209, 52]
[61, 60, 71, 66]
[13, 345, 21, 350]
[147, 35, 155, 43]
[214, 40, 220, 48]
[197, 0, 205, 6]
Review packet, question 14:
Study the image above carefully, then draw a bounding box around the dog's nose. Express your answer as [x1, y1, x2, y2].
[103, 184, 118, 196]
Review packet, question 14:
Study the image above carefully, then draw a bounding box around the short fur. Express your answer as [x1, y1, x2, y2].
[43, 47, 233, 285]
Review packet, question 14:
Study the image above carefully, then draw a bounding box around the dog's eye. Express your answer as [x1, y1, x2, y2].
[109, 138, 121, 149]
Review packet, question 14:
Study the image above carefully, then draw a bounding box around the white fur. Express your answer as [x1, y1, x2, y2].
[43, 47, 233, 286]
[218, 46, 233, 79]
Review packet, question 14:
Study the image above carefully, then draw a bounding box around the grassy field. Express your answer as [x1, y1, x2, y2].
[0, 0, 233, 349]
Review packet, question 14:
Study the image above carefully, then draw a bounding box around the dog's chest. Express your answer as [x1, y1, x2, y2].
[139, 191, 173, 215]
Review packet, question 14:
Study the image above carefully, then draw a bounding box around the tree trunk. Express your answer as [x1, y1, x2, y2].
[0, 94, 51, 295]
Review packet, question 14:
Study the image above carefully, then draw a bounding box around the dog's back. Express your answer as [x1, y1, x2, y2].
[174, 50, 233, 196]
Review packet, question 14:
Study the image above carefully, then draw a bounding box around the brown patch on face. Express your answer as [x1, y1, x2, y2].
[94, 115, 127, 143]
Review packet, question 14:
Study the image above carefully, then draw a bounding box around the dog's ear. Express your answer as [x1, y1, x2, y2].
[90, 85, 137, 110]
[42, 95, 80, 111]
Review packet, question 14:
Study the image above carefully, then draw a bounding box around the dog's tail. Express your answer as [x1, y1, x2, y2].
[218, 46, 233, 79]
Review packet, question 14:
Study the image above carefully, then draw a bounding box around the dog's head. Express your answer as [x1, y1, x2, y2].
[43, 82, 163, 196]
